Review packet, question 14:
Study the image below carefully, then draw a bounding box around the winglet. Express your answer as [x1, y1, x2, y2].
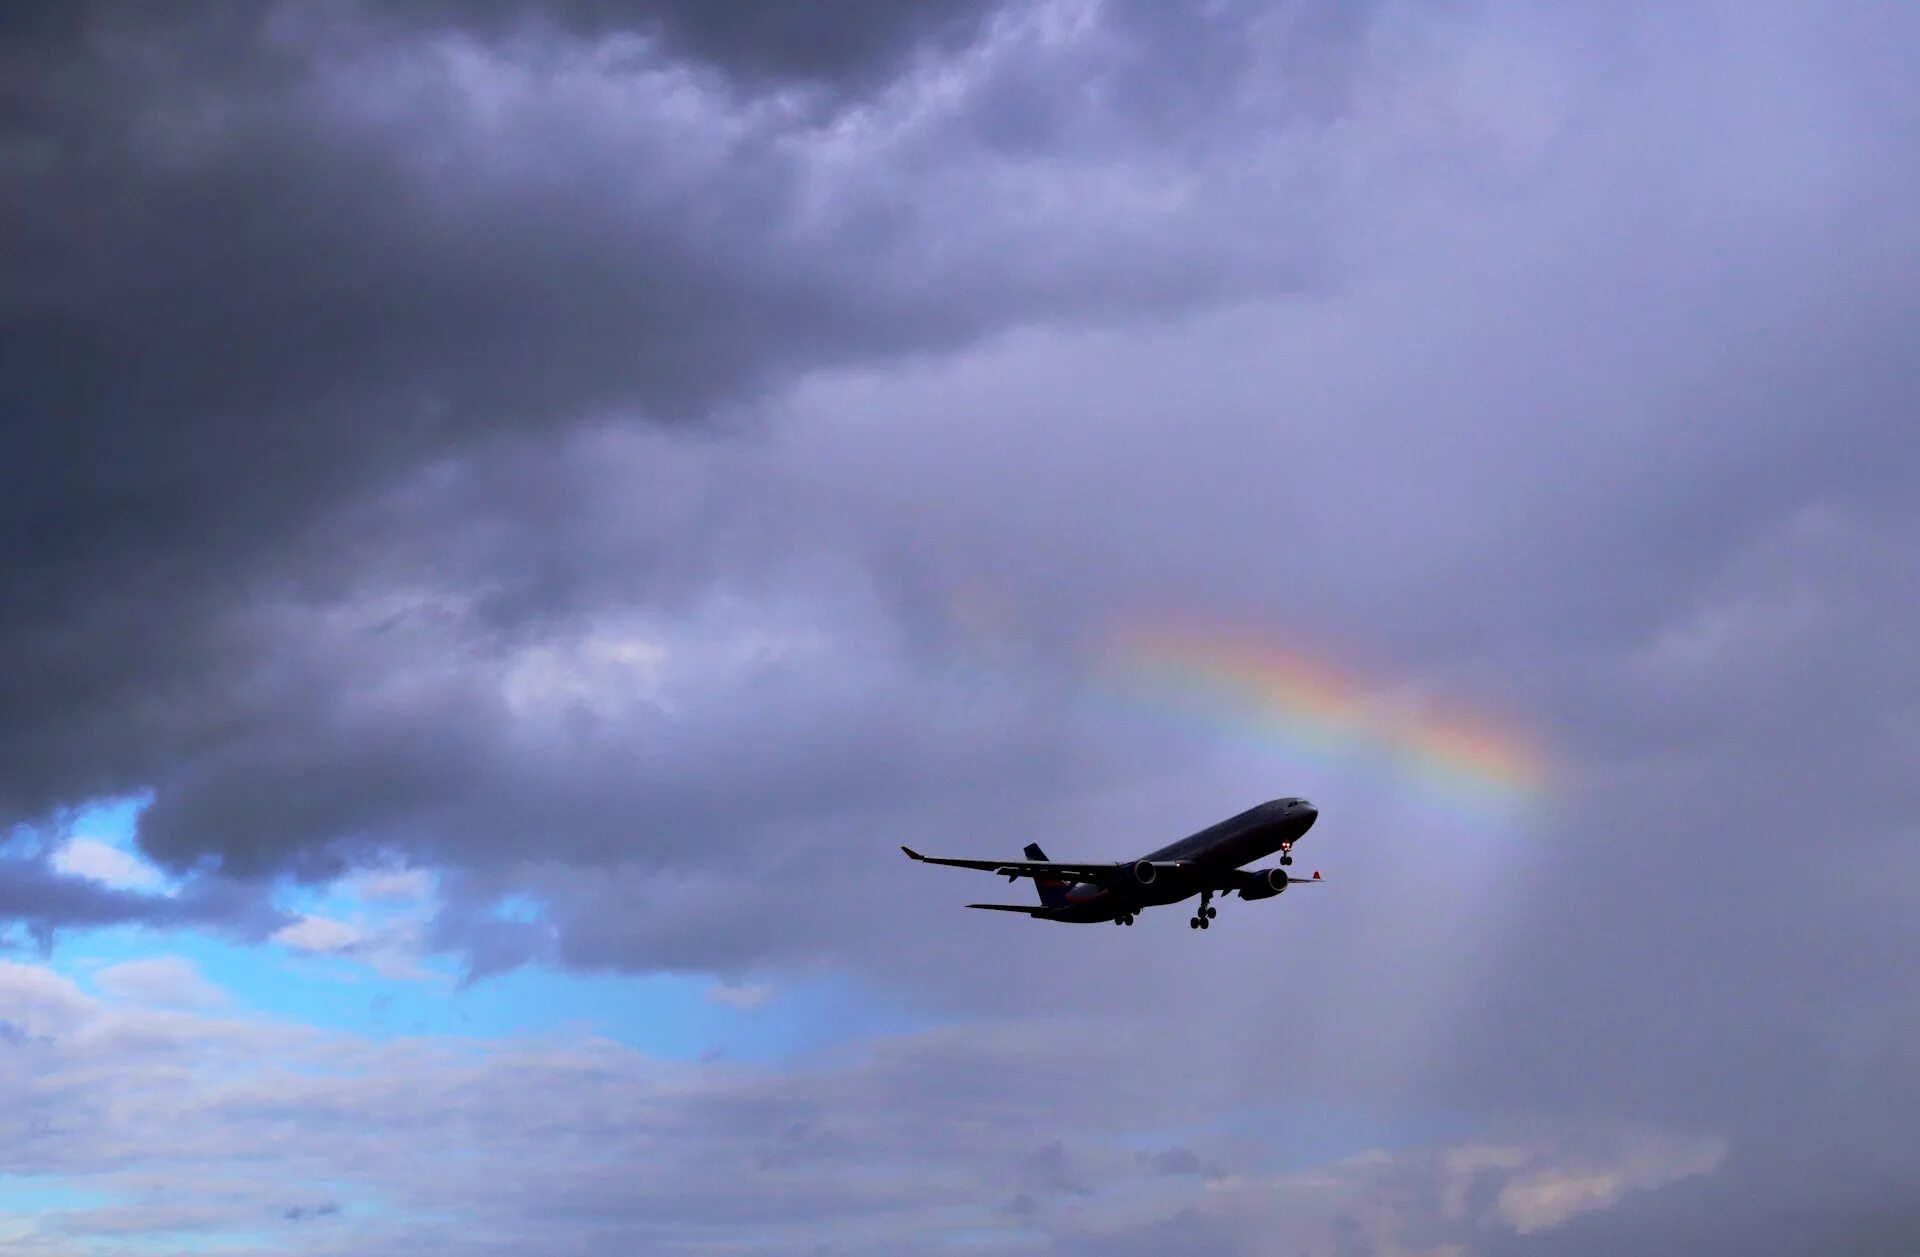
[901, 846, 924, 861]
[1312, 870, 1322, 880]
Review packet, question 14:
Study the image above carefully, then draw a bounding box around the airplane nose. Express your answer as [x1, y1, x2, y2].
[1295, 801, 1318, 827]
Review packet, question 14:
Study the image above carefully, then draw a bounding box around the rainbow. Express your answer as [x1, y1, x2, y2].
[1098, 627, 1551, 812]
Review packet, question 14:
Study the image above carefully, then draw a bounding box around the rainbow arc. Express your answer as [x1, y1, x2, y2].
[1102, 628, 1550, 812]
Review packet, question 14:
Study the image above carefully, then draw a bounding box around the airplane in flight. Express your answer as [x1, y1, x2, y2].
[901, 797, 1322, 930]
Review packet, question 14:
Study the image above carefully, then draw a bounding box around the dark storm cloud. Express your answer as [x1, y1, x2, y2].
[2, 0, 840, 829]
[0, 854, 280, 942]
[0, 0, 1001, 88]
[1, 0, 1363, 903]
[526, 0, 1002, 86]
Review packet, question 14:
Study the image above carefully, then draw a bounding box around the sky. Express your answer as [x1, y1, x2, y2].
[1, 0, 1916, 1253]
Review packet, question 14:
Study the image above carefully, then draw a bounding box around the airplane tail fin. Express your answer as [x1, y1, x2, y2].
[1026, 843, 1070, 908]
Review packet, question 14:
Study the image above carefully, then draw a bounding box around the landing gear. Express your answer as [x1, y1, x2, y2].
[1190, 891, 1217, 930]
[1280, 842, 1294, 866]
[1113, 912, 1135, 927]
[1280, 855, 1293, 866]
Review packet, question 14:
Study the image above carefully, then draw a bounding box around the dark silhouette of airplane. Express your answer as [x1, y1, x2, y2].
[902, 798, 1322, 929]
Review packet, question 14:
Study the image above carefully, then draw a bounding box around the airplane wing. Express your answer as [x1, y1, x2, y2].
[899, 847, 1126, 884]
[964, 903, 1047, 915]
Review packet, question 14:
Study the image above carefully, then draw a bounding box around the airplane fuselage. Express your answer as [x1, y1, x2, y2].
[1041, 797, 1317, 923]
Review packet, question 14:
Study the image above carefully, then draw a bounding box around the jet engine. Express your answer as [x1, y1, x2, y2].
[1235, 867, 1289, 900]
[1127, 859, 1160, 886]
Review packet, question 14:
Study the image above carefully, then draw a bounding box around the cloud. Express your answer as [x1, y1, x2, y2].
[551, 0, 1002, 88]
[1492, 1137, 1725, 1235]
[48, 839, 168, 893]
[705, 981, 775, 1010]
[346, 867, 437, 904]
[91, 955, 229, 1011]
[0, 957, 1728, 1255]
[1140, 1146, 1220, 1179]
[0, 854, 283, 945]
[282, 1201, 342, 1222]
[0, 0, 1384, 900]
[273, 915, 363, 955]
[352, 0, 1005, 90]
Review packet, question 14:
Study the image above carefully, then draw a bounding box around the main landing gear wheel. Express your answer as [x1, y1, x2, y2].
[1113, 913, 1136, 926]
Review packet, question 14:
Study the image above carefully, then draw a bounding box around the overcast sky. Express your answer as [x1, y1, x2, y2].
[2, 1, 1916, 1253]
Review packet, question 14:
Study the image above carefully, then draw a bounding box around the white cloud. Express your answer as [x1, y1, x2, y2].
[49, 838, 166, 892]
[92, 956, 228, 1010]
[1441, 1144, 1533, 1222]
[502, 632, 670, 721]
[348, 867, 437, 903]
[1496, 1134, 1727, 1234]
[0, 960, 94, 1040]
[273, 915, 362, 954]
[271, 869, 443, 981]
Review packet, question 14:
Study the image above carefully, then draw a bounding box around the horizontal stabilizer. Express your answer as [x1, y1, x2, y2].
[965, 903, 1045, 915]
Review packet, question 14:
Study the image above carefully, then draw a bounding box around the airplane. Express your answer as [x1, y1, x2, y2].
[901, 797, 1322, 930]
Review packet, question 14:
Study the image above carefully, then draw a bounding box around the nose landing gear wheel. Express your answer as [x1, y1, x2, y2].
[1280, 855, 1293, 866]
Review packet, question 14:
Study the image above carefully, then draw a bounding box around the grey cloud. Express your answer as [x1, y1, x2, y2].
[1139, 1145, 1218, 1178]
[1485, 1144, 1920, 1257]
[1049, 1207, 1243, 1257]
[1, 0, 1363, 895]
[0, 855, 284, 945]
[1022, 1138, 1092, 1197]
[550, 0, 1002, 88]
[282, 1202, 341, 1221]
[2, 0, 1005, 92]
[359, 0, 1005, 90]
